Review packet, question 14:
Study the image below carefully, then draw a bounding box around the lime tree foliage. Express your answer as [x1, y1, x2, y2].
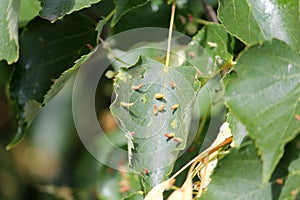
[1, 0, 300, 199]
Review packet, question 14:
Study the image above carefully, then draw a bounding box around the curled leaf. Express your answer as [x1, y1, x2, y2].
[144, 180, 174, 200]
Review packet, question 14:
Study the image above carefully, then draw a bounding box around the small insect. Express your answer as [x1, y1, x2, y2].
[207, 41, 217, 48]
[153, 105, 158, 116]
[196, 68, 202, 76]
[170, 80, 176, 89]
[141, 95, 147, 103]
[164, 133, 175, 138]
[188, 13, 193, 22]
[170, 119, 177, 129]
[173, 137, 182, 143]
[51, 79, 58, 83]
[154, 93, 164, 99]
[178, 15, 186, 24]
[188, 51, 195, 58]
[188, 147, 196, 153]
[120, 102, 134, 108]
[170, 104, 179, 111]
[288, 63, 292, 72]
[291, 190, 298, 196]
[275, 178, 283, 185]
[144, 168, 149, 175]
[119, 185, 131, 193]
[129, 132, 135, 136]
[158, 104, 165, 112]
[86, 43, 93, 50]
[132, 83, 143, 90]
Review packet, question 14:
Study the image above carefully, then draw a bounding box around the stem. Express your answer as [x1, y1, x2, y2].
[99, 37, 131, 66]
[195, 108, 210, 145]
[105, 9, 116, 22]
[165, 3, 176, 68]
[169, 136, 232, 181]
[194, 18, 213, 25]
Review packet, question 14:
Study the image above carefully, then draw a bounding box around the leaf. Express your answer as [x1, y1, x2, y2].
[111, 0, 150, 26]
[97, 167, 142, 200]
[19, 0, 42, 26]
[185, 24, 233, 78]
[167, 178, 192, 200]
[144, 180, 172, 200]
[279, 153, 300, 200]
[224, 39, 300, 183]
[192, 24, 233, 68]
[8, 13, 97, 149]
[0, 0, 20, 64]
[39, 0, 101, 21]
[111, 2, 170, 34]
[201, 142, 272, 200]
[269, 134, 300, 199]
[95, 17, 106, 41]
[110, 56, 201, 189]
[43, 48, 97, 104]
[44, 17, 106, 103]
[94, 129, 142, 200]
[226, 112, 248, 147]
[218, 0, 300, 50]
[122, 191, 144, 200]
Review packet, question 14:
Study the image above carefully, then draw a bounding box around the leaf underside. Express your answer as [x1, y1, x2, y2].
[110, 56, 201, 189]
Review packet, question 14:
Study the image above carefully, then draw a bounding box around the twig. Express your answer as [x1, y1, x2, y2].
[194, 18, 213, 26]
[99, 37, 131, 66]
[105, 9, 116, 22]
[165, 3, 176, 68]
[169, 136, 232, 181]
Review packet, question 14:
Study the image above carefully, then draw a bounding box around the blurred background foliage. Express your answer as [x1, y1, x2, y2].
[0, 0, 222, 199]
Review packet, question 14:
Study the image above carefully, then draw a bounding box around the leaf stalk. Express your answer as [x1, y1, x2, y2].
[165, 3, 176, 68]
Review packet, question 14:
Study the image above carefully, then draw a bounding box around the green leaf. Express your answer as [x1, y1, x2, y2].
[95, 130, 142, 200]
[271, 134, 300, 199]
[218, 0, 300, 50]
[226, 112, 248, 147]
[184, 24, 233, 78]
[193, 24, 233, 67]
[110, 56, 201, 189]
[279, 153, 300, 200]
[224, 39, 300, 183]
[111, 0, 150, 26]
[201, 142, 272, 199]
[39, 0, 101, 21]
[111, 2, 169, 34]
[95, 17, 106, 41]
[274, 135, 300, 200]
[0, 0, 20, 64]
[8, 13, 97, 149]
[19, 0, 42, 26]
[97, 167, 143, 200]
[43, 48, 97, 104]
[44, 17, 105, 103]
[122, 192, 144, 200]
